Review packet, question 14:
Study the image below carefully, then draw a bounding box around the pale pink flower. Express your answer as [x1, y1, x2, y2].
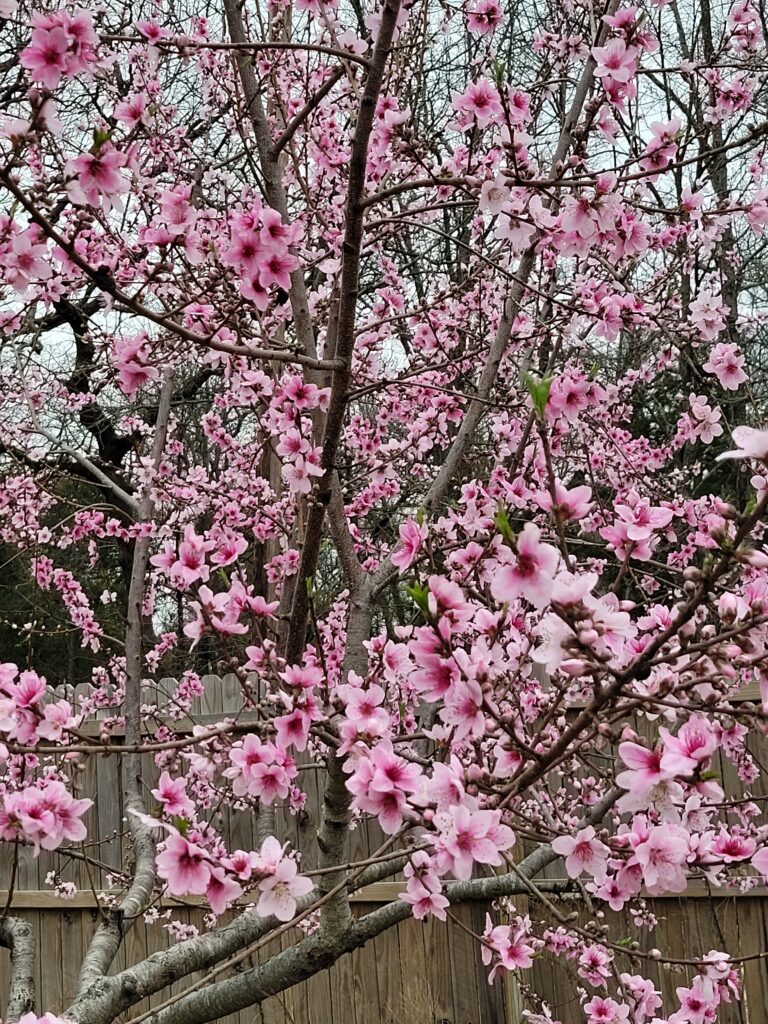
[466, 0, 503, 34]
[156, 833, 212, 896]
[592, 38, 638, 84]
[632, 824, 689, 892]
[717, 425, 768, 461]
[436, 803, 515, 880]
[551, 826, 610, 881]
[452, 80, 503, 127]
[256, 858, 313, 921]
[534, 482, 593, 521]
[152, 771, 195, 818]
[659, 717, 717, 776]
[491, 523, 559, 609]
[206, 868, 243, 915]
[703, 342, 747, 390]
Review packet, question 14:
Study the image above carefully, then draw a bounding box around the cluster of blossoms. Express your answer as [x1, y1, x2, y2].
[20, 8, 100, 90]
[153, 824, 313, 920]
[0, 779, 91, 854]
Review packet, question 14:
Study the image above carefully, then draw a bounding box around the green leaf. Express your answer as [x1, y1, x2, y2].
[173, 816, 190, 836]
[405, 582, 430, 617]
[494, 504, 516, 545]
[700, 770, 721, 782]
[523, 372, 553, 420]
[92, 127, 114, 150]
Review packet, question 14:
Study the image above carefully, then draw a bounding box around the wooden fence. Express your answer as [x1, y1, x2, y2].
[1, 675, 767, 1023]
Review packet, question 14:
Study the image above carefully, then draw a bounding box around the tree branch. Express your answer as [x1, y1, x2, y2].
[77, 371, 175, 990]
[0, 917, 35, 1021]
[284, 0, 403, 662]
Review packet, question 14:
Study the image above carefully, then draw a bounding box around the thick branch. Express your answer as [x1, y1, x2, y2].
[285, 0, 402, 662]
[77, 372, 175, 990]
[0, 917, 35, 1021]
[223, 0, 320, 367]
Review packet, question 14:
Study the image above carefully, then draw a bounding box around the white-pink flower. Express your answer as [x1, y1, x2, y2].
[256, 857, 313, 921]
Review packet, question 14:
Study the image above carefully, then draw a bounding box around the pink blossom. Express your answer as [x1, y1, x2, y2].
[452, 80, 503, 127]
[584, 996, 630, 1024]
[152, 771, 195, 818]
[466, 0, 503, 34]
[156, 833, 212, 896]
[534, 482, 593, 521]
[551, 826, 610, 881]
[638, 118, 680, 177]
[481, 914, 535, 982]
[702, 342, 747, 390]
[391, 517, 428, 573]
[256, 857, 313, 921]
[592, 38, 638, 84]
[491, 523, 559, 609]
[631, 824, 689, 893]
[436, 803, 515, 880]
[206, 868, 243, 915]
[659, 717, 717, 776]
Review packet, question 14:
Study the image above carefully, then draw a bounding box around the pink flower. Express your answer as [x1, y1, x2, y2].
[175, 525, 215, 586]
[592, 38, 638, 84]
[631, 824, 689, 893]
[113, 334, 159, 396]
[21, 25, 71, 90]
[491, 523, 559, 609]
[478, 176, 510, 215]
[659, 717, 717, 777]
[156, 833, 212, 896]
[551, 826, 610, 881]
[466, 0, 503, 34]
[702, 342, 747, 390]
[256, 857, 313, 921]
[616, 742, 668, 792]
[534, 482, 593, 521]
[68, 147, 127, 210]
[0, 780, 91, 854]
[401, 879, 450, 920]
[688, 393, 723, 444]
[37, 699, 79, 743]
[638, 118, 680, 177]
[347, 743, 422, 834]
[152, 771, 195, 818]
[436, 803, 515, 880]
[584, 996, 630, 1024]
[391, 517, 428, 574]
[114, 93, 151, 128]
[452, 80, 503, 127]
[482, 914, 535, 982]
[206, 868, 243, 915]
[689, 289, 727, 341]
